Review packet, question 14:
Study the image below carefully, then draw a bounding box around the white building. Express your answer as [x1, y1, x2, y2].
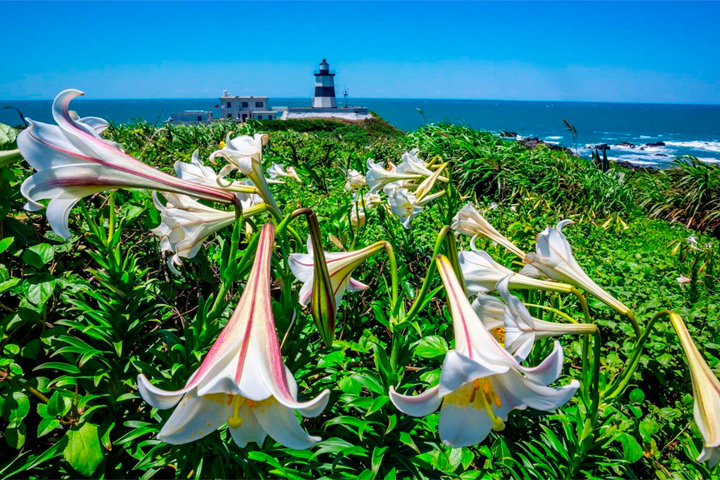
[168, 110, 213, 124]
[220, 91, 276, 121]
[312, 58, 337, 108]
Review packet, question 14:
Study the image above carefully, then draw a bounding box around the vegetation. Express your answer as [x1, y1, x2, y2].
[1, 117, 718, 479]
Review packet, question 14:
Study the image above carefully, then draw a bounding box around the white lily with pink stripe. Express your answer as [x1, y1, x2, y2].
[138, 223, 330, 449]
[519, 220, 632, 316]
[209, 133, 281, 215]
[151, 192, 266, 275]
[18, 90, 237, 240]
[288, 238, 384, 311]
[389, 256, 579, 447]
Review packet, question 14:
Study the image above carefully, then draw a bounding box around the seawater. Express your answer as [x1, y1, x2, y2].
[2, 97, 719, 167]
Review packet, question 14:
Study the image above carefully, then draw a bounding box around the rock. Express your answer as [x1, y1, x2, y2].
[592, 144, 611, 151]
[617, 142, 636, 148]
[500, 131, 518, 138]
[645, 141, 666, 147]
[520, 137, 572, 154]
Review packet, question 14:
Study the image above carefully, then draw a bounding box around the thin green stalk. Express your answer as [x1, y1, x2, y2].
[405, 226, 452, 323]
[604, 310, 668, 400]
[382, 241, 399, 312]
[521, 303, 580, 324]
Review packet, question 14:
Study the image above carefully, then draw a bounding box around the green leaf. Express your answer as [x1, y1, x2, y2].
[0, 123, 18, 147]
[0, 237, 14, 254]
[63, 423, 104, 477]
[414, 335, 448, 359]
[23, 275, 56, 306]
[3, 343, 20, 357]
[22, 244, 54, 269]
[48, 391, 73, 417]
[629, 387, 645, 404]
[38, 418, 61, 438]
[5, 422, 26, 449]
[619, 433, 643, 463]
[3, 391, 30, 424]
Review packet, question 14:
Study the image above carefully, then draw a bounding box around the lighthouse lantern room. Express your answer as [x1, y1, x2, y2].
[312, 58, 337, 108]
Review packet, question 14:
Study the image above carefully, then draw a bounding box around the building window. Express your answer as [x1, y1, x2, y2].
[197, 116, 202, 122]
[226, 102, 231, 108]
[255, 101, 263, 108]
[242, 101, 248, 108]
[226, 114, 231, 118]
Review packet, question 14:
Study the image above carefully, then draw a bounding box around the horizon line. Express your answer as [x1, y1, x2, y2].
[2, 96, 719, 107]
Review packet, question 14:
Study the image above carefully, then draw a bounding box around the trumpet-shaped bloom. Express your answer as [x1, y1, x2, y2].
[396, 149, 434, 177]
[669, 312, 720, 467]
[18, 89, 236, 239]
[387, 187, 423, 229]
[460, 240, 573, 295]
[151, 193, 264, 274]
[519, 220, 631, 316]
[210, 133, 280, 214]
[365, 158, 420, 194]
[138, 223, 330, 449]
[288, 238, 384, 311]
[492, 277, 596, 361]
[345, 169, 367, 190]
[268, 163, 302, 183]
[390, 256, 579, 447]
[452, 203, 527, 260]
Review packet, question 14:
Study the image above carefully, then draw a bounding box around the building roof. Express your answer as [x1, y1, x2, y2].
[220, 95, 269, 100]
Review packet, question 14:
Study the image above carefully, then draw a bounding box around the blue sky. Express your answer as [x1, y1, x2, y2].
[3, 1, 720, 103]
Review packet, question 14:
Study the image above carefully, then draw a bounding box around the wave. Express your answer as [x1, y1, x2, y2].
[664, 140, 720, 153]
[545, 136, 562, 140]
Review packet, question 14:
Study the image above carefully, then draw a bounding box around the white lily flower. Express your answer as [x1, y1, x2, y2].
[288, 238, 384, 311]
[151, 192, 264, 274]
[396, 149, 434, 177]
[519, 220, 632, 316]
[390, 256, 579, 447]
[365, 158, 420, 194]
[138, 223, 330, 449]
[452, 203, 527, 260]
[350, 192, 381, 226]
[387, 187, 423, 229]
[267, 163, 302, 183]
[488, 277, 596, 361]
[460, 240, 573, 295]
[209, 133, 280, 214]
[669, 312, 720, 466]
[345, 169, 367, 190]
[17, 89, 236, 239]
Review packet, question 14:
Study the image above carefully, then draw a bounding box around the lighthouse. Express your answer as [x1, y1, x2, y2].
[312, 58, 337, 108]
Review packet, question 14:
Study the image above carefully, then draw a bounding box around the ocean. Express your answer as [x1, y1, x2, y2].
[2, 97, 719, 167]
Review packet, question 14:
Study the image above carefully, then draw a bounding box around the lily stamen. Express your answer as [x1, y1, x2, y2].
[228, 396, 244, 428]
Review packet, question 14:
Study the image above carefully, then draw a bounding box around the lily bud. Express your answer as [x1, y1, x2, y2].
[669, 312, 720, 466]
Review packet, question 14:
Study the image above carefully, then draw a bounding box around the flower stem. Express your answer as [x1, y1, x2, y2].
[382, 241, 399, 313]
[604, 310, 668, 400]
[405, 226, 452, 323]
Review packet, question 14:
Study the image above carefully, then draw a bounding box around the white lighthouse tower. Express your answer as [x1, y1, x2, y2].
[312, 58, 337, 108]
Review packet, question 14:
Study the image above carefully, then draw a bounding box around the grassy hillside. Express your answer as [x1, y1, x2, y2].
[1, 117, 718, 478]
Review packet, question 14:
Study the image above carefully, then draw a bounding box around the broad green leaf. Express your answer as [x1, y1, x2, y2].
[0, 123, 17, 147]
[22, 244, 54, 269]
[23, 275, 56, 306]
[414, 335, 448, 359]
[48, 391, 73, 417]
[619, 433, 643, 463]
[0, 237, 14, 254]
[3, 391, 30, 424]
[38, 418, 61, 438]
[5, 422, 26, 449]
[63, 423, 104, 477]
